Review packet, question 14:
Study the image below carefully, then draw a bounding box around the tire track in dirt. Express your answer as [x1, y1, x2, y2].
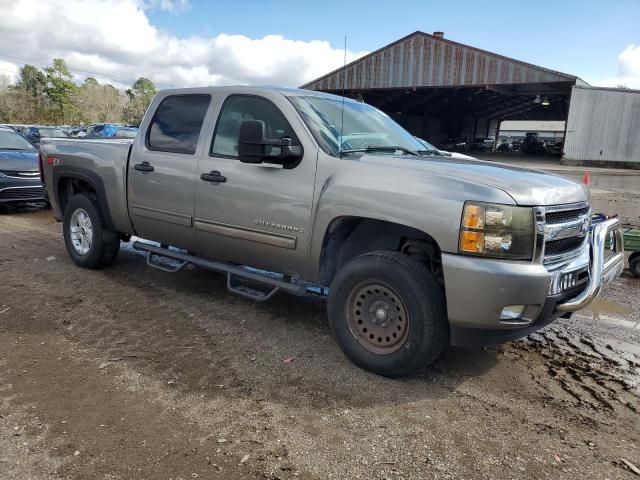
[516, 325, 640, 415]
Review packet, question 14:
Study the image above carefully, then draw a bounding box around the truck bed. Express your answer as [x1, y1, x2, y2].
[40, 138, 134, 233]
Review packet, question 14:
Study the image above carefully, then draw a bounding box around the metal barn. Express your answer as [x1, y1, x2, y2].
[302, 31, 639, 168]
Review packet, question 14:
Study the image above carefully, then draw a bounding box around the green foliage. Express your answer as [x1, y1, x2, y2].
[43, 58, 77, 123]
[0, 59, 158, 126]
[122, 77, 158, 126]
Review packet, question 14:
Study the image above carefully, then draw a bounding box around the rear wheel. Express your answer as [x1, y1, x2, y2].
[63, 193, 120, 269]
[328, 251, 448, 377]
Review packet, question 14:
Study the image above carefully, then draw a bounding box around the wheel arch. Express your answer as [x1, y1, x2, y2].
[318, 216, 444, 287]
[53, 166, 116, 231]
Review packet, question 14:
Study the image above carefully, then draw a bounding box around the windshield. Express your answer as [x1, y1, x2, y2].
[289, 95, 425, 157]
[38, 127, 68, 138]
[0, 130, 36, 151]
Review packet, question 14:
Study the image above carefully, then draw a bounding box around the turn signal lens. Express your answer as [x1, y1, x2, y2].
[460, 231, 484, 253]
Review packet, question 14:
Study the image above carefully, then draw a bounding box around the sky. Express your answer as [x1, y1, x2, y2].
[0, 0, 638, 90]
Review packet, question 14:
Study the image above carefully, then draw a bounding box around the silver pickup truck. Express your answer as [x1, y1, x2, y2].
[39, 86, 624, 377]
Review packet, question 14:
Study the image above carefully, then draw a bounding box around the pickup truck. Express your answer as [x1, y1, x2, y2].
[39, 86, 625, 377]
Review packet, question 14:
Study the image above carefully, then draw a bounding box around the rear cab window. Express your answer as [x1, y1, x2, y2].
[147, 94, 211, 154]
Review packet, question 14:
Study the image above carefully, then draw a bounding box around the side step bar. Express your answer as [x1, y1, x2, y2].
[132, 241, 307, 301]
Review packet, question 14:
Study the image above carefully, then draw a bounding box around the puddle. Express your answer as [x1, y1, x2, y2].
[589, 298, 632, 315]
[576, 298, 638, 330]
[590, 197, 640, 219]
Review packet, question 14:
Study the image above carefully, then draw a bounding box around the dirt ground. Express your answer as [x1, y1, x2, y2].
[1, 203, 639, 480]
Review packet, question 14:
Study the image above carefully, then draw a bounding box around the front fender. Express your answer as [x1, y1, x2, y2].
[308, 157, 516, 282]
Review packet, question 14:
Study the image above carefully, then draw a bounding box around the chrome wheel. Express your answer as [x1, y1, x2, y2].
[69, 208, 93, 255]
[346, 282, 410, 354]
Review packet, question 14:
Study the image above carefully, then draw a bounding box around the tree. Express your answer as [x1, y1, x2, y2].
[123, 77, 157, 125]
[15, 64, 46, 120]
[0, 74, 12, 123]
[76, 78, 125, 124]
[44, 58, 77, 123]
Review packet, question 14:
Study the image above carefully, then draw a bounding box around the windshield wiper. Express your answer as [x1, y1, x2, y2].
[340, 146, 418, 157]
[416, 149, 445, 156]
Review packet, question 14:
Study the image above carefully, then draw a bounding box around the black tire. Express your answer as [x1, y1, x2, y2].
[328, 251, 448, 377]
[630, 253, 640, 278]
[63, 193, 120, 269]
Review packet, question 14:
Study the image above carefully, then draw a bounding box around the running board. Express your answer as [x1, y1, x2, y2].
[132, 241, 307, 300]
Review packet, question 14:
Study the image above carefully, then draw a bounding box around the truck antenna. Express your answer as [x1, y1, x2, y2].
[339, 35, 347, 158]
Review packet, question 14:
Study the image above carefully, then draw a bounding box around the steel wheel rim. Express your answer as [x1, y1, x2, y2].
[69, 208, 93, 255]
[346, 282, 410, 354]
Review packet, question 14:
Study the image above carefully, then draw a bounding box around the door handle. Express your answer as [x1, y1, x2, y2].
[200, 171, 227, 183]
[134, 161, 154, 172]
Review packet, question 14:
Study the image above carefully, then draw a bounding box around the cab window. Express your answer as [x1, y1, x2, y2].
[211, 95, 298, 158]
[147, 94, 211, 154]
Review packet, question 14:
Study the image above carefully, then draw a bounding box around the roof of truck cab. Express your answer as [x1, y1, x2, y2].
[156, 85, 355, 102]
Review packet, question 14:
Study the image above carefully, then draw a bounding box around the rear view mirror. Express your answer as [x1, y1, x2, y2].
[238, 120, 303, 168]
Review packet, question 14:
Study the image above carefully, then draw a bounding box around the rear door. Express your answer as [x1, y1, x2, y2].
[194, 93, 317, 275]
[128, 94, 211, 251]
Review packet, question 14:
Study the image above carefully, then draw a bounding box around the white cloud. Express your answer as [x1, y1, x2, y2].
[146, 0, 190, 13]
[0, 0, 366, 90]
[593, 44, 640, 89]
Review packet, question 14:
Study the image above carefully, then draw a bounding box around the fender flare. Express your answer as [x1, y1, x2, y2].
[52, 165, 116, 231]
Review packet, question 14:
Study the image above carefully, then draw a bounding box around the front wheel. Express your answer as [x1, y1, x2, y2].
[328, 251, 448, 377]
[630, 252, 640, 278]
[63, 193, 120, 269]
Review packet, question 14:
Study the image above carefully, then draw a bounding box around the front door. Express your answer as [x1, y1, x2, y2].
[194, 94, 316, 275]
[128, 94, 212, 251]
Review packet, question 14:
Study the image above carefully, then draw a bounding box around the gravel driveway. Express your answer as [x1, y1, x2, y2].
[0, 206, 638, 479]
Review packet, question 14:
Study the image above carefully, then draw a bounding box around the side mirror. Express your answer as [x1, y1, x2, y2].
[238, 120, 303, 167]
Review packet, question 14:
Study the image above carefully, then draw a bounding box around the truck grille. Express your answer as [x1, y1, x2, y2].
[539, 203, 591, 264]
[545, 206, 590, 225]
[545, 236, 587, 256]
[0, 186, 46, 201]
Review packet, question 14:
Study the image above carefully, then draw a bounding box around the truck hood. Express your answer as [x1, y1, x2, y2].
[0, 149, 39, 171]
[360, 154, 589, 206]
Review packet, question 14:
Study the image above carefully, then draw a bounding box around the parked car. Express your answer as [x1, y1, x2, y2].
[468, 138, 493, 152]
[496, 142, 512, 152]
[438, 138, 467, 152]
[511, 140, 522, 152]
[0, 126, 47, 205]
[114, 126, 138, 138]
[546, 141, 564, 156]
[24, 126, 69, 145]
[81, 123, 138, 138]
[39, 86, 624, 377]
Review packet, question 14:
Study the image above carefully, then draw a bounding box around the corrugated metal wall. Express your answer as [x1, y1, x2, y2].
[564, 86, 640, 164]
[303, 32, 573, 91]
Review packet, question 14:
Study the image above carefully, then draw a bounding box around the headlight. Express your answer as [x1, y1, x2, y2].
[459, 202, 535, 260]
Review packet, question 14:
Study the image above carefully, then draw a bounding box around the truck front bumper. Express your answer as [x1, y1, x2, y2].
[443, 218, 624, 347]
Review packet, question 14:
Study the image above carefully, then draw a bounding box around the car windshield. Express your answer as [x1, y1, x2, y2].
[0, 130, 36, 151]
[288, 95, 425, 158]
[38, 127, 68, 138]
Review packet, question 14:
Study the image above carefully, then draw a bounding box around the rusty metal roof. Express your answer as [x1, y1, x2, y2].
[301, 31, 578, 92]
